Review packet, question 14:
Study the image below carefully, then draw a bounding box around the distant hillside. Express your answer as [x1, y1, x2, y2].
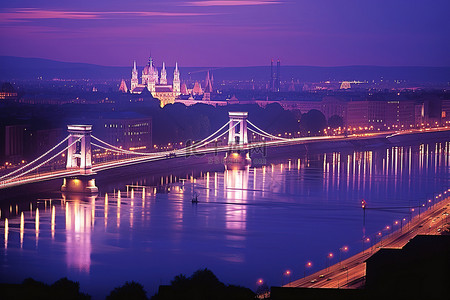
[1, 56, 449, 83]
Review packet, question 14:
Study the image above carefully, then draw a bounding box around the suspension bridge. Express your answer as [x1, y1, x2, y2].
[0, 112, 444, 192]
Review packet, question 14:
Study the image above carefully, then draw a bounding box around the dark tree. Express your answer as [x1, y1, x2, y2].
[151, 269, 255, 300]
[0, 277, 90, 300]
[299, 109, 327, 136]
[106, 281, 148, 300]
[328, 114, 344, 129]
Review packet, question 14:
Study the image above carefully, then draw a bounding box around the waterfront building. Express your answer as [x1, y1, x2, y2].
[442, 99, 450, 124]
[90, 113, 152, 151]
[4, 125, 26, 163]
[0, 82, 18, 101]
[130, 57, 181, 107]
[347, 101, 386, 130]
[385, 101, 415, 129]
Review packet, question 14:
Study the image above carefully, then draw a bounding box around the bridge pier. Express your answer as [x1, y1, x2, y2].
[225, 112, 251, 169]
[224, 151, 251, 170]
[61, 176, 98, 194]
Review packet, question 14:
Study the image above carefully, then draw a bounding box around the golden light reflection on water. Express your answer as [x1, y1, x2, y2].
[35, 208, 39, 245]
[64, 195, 96, 273]
[117, 190, 121, 228]
[104, 193, 108, 229]
[4, 218, 8, 249]
[51, 206, 55, 239]
[225, 167, 249, 232]
[20, 212, 24, 247]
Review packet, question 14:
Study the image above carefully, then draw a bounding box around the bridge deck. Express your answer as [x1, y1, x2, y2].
[1, 128, 448, 190]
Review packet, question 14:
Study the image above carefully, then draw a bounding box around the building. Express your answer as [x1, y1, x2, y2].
[442, 99, 450, 124]
[130, 57, 181, 107]
[0, 82, 18, 101]
[385, 101, 415, 129]
[92, 113, 152, 152]
[4, 125, 26, 163]
[346, 101, 386, 130]
[118, 79, 128, 93]
[365, 235, 450, 299]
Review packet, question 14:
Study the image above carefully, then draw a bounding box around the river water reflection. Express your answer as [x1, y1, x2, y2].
[1, 141, 449, 298]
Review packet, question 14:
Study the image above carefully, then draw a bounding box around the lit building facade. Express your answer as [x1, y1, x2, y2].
[347, 101, 386, 130]
[129, 57, 181, 107]
[93, 116, 152, 151]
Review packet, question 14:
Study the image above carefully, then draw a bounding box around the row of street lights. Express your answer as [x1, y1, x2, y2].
[257, 188, 449, 290]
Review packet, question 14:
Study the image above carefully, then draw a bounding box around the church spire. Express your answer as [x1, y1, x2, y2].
[131, 60, 138, 91]
[160, 61, 167, 85]
[173, 62, 180, 96]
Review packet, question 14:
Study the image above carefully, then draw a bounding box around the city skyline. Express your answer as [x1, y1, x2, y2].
[1, 0, 449, 67]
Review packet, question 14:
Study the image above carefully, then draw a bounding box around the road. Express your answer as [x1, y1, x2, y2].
[285, 193, 450, 289]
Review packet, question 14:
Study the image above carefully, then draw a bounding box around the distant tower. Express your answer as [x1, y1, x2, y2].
[288, 79, 295, 92]
[160, 62, 167, 85]
[276, 59, 280, 92]
[119, 79, 128, 93]
[151, 58, 159, 84]
[131, 60, 138, 91]
[173, 62, 181, 96]
[204, 70, 213, 93]
[147, 57, 156, 92]
[270, 59, 274, 91]
[142, 57, 150, 85]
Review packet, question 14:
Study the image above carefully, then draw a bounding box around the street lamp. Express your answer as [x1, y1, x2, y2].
[377, 231, 383, 247]
[385, 225, 391, 236]
[361, 200, 367, 226]
[339, 246, 348, 266]
[363, 237, 370, 254]
[327, 252, 334, 270]
[283, 270, 291, 286]
[304, 261, 312, 278]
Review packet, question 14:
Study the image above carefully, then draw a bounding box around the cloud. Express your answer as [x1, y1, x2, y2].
[185, 1, 282, 6]
[0, 9, 213, 23]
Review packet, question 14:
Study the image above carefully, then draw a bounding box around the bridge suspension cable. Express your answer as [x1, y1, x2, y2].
[0, 135, 70, 181]
[91, 135, 155, 156]
[5, 137, 81, 182]
[246, 120, 291, 141]
[247, 126, 278, 140]
[176, 121, 239, 153]
[177, 120, 231, 153]
[93, 120, 235, 159]
[91, 142, 160, 157]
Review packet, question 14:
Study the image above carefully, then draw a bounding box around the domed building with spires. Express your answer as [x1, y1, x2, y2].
[128, 57, 181, 107]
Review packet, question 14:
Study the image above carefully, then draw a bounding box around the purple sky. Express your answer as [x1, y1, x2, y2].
[0, 0, 449, 67]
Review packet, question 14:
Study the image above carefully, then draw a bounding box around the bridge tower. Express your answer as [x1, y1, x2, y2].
[62, 125, 97, 194]
[66, 125, 93, 174]
[228, 112, 248, 145]
[225, 112, 251, 169]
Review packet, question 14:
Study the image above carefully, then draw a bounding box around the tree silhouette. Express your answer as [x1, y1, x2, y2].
[299, 109, 327, 136]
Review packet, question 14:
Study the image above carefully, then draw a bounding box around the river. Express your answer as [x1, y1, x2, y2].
[1, 141, 449, 298]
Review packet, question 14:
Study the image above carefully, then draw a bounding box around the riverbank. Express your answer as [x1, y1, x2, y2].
[284, 190, 450, 290]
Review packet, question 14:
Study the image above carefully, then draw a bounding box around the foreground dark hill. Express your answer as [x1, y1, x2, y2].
[1, 56, 450, 83]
